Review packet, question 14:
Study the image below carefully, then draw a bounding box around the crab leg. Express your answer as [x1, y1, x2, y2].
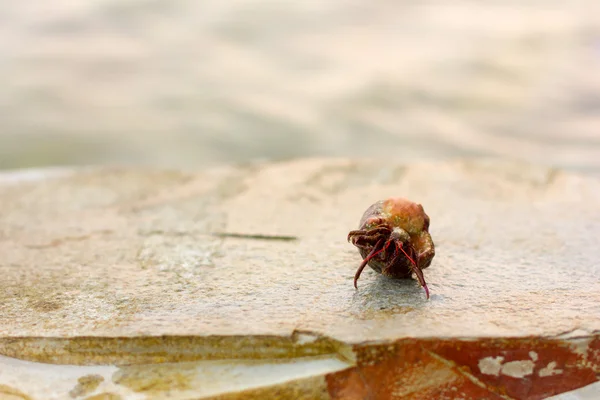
[347, 230, 366, 241]
[347, 226, 391, 242]
[354, 238, 386, 289]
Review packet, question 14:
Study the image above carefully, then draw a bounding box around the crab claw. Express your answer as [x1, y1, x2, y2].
[411, 264, 429, 299]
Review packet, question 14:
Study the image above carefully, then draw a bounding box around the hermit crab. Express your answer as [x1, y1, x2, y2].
[347, 197, 435, 298]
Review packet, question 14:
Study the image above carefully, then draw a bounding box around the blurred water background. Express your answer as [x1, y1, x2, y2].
[1, 0, 599, 174]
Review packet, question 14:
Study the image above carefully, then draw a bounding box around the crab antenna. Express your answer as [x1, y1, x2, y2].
[396, 242, 417, 267]
[354, 238, 385, 289]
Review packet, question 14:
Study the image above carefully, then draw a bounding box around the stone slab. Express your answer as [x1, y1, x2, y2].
[0, 159, 599, 399]
[1, 159, 599, 341]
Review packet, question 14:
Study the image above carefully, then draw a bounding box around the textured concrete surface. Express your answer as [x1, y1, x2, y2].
[0, 159, 599, 399]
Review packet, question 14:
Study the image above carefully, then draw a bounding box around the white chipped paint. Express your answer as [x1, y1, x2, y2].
[539, 361, 564, 377]
[479, 354, 538, 378]
[478, 356, 504, 376]
[546, 380, 600, 399]
[501, 360, 535, 378]
[0, 355, 138, 400]
[569, 337, 593, 357]
[293, 332, 319, 345]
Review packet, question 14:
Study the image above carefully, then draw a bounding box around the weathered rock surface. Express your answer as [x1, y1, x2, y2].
[0, 159, 599, 399]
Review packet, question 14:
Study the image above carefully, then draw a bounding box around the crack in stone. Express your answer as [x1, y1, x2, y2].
[24, 230, 113, 249]
[552, 328, 595, 339]
[210, 232, 298, 241]
[424, 349, 516, 400]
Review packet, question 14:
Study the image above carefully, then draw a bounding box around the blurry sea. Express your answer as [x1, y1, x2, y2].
[1, 0, 599, 174]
